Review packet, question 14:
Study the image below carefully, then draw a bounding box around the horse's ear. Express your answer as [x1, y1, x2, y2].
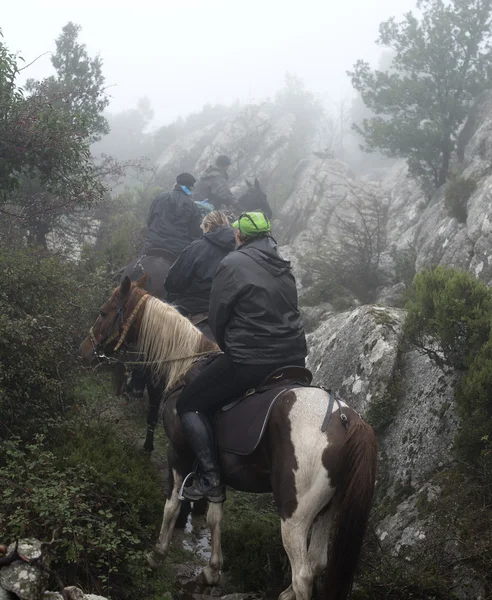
[120, 276, 131, 296]
[254, 178, 261, 189]
[135, 273, 148, 289]
[245, 179, 252, 188]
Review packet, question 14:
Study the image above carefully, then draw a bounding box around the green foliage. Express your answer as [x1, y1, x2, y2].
[0, 34, 105, 210]
[349, 0, 492, 192]
[404, 266, 492, 370]
[445, 176, 477, 223]
[26, 22, 109, 142]
[404, 266, 492, 466]
[222, 492, 288, 595]
[0, 246, 106, 437]
[0, 431, 167, 599]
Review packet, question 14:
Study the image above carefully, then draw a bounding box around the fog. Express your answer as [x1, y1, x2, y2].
[3, 0, 416, 126]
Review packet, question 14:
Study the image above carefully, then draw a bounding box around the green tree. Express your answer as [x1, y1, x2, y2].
[0, 34, 105, 227]
[349, 0, 492, 192]
[27, 22, 109, 142]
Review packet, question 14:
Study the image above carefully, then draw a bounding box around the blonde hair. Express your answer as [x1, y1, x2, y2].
[202, 210, 230, 232]
[138, 297, 218, 390]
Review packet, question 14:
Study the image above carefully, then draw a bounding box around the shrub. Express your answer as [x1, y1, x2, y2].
[404, 266, 492, 370]
[0, 431, 166, 599]
[0, 246, 106, 438]
[444, 176, 477, 223]
[222, 492, 288, 596]
[404, 266, 492, 468]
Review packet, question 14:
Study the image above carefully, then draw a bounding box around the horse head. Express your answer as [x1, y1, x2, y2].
[79, 273, 149, 364]
[237, 178, 272, 219]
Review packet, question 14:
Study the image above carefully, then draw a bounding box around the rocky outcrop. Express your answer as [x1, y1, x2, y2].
[0, 541, 108, 600]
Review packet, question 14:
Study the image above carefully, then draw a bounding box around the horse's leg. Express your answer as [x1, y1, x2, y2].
[144, 373, 161, 453]
[279, 506, 335, 600]
[201, 502, 224, 586]
[308, 503, 335, 578]
[147, 467, 183, 567]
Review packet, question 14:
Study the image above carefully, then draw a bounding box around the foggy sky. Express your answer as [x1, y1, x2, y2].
[3, 0, 416, 127]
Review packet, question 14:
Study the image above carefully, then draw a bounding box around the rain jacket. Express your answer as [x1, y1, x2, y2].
[193, 165, 237, 210]
[165, 226, 236, 315]
[209, 236, 307, 364]
[145, 186, 202, 256]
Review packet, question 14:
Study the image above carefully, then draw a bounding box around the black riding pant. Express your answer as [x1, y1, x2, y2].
[176, 353, 305, 417]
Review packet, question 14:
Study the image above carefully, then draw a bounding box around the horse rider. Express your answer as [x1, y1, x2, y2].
[164, 211, 235, 319]
[176, 211, 307, 503]
[193, 155, 239, 213]
[144, 172, 203, 256]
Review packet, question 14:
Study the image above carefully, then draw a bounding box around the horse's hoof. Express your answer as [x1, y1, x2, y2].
[143, 441, 154, 454]
[146, 547, 166, 568]
[201, 566, 221, 586]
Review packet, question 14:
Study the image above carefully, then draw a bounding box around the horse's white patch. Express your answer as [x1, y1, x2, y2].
[282, 387, 337, 600]
[287, 387, 336, 520]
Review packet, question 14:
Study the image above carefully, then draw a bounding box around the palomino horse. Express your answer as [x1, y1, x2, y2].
[80, 276, 378, 600]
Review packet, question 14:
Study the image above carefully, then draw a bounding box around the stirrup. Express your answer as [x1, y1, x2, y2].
[178, 472, 195, 501]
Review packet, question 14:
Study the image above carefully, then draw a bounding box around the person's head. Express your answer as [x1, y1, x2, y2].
[176, 172, 196, 190]
[232, 211, 271, 246]
[201, 210, 230, 233]
[215, 155, 231, 172]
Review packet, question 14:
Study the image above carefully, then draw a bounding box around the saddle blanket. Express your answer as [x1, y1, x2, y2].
[215, 384, 304, 456]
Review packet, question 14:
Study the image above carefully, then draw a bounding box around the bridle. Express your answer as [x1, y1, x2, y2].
[89, 292, 150, 359]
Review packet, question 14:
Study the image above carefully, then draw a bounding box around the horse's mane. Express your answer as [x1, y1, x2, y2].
[138, 297, 217, 390]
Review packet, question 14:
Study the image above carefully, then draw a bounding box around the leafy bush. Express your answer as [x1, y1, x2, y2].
[0, 246, 106, 438]
[404, 266, 492, 370]
[444, 176, 477, 223]
[404, 266, 492, 466]
[0, 431, 167, 599]
[222, 492, 288, 596]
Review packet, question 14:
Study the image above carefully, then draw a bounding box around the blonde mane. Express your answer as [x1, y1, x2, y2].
[138, 297, 218, 390]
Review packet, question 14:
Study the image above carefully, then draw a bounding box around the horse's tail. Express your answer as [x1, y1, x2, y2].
[324, 418, 378, 600]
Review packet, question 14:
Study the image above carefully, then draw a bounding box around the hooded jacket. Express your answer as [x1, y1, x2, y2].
[145, 186, 202, 256]
[165, 226, 236, 315]
[209, 236, 307, 364]
[193, 165, 237, 210]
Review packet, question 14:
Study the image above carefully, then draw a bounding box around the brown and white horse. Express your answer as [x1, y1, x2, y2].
[80, 275, 378, 600]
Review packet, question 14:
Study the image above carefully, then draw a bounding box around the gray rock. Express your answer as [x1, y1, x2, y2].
[0, 589, 15, 600]
[307, 305, 405, 415]
[376, 282, 407, 307]
[0, 539, 46, 600]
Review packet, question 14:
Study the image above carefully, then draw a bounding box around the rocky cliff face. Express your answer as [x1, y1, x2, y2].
[153, 93, 492, 596]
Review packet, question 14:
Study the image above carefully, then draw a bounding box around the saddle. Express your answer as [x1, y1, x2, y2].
[166, 357, 313, 456]
[145, 248, 177, 262]
[216, 365, 312, 455]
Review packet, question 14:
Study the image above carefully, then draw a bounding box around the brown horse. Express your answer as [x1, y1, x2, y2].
[80, 276, 378, 600]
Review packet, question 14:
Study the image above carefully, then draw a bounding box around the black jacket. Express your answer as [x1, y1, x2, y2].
[209, 236, 307, 364]
[193, 165, 237, 210]
[165, 226, 236, 315]
[145, 186, 202, 256]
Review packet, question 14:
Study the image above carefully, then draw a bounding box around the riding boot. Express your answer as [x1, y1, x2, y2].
[180, 411, 226, 503]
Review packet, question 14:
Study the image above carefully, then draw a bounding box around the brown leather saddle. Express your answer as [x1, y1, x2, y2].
[215, 365, 312, 455]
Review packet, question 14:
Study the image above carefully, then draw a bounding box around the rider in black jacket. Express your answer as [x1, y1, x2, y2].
[177, 211, 307, 503]
[164, 211, 235, 316]
[144, 173, 202, 256]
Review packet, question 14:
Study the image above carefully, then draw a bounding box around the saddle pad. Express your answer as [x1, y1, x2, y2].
[215, 385, 302, 456]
